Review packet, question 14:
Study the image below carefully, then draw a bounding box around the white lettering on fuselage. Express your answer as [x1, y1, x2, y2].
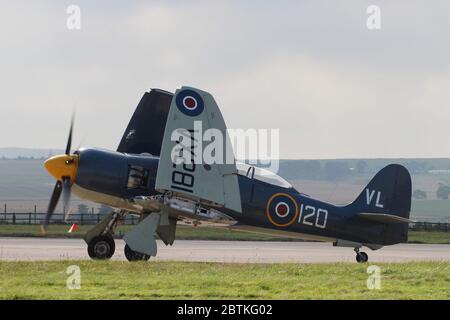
[365, 188, 384, 208]
[297, 204, 328, 229]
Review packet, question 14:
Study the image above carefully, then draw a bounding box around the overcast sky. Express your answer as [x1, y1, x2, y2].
[0, 0, 449, 159]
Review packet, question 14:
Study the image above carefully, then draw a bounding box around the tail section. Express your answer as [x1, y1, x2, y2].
[350, 164, 412, 219]
[348, 164, 412, 244]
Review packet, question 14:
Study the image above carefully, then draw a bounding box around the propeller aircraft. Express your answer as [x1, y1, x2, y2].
[42, 87, 412, 262]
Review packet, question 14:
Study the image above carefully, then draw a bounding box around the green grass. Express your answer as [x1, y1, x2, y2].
[0, 224, 96, 238]
[1, 224, 450, 244]
[408, 231, 450, 244]
[0, 261, 449, 299]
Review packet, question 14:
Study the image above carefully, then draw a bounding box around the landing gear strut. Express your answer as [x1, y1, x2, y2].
[85, 210, 125, 260]
[354, 248, 368, 263]
[124, 244, 151, 262]
[88, 235, 115, 260]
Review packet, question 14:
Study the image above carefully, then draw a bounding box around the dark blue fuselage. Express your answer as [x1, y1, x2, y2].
[73, 148, 402, 247]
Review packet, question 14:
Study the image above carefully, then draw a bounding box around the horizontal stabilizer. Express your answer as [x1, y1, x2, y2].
[357, 212, 413, 224]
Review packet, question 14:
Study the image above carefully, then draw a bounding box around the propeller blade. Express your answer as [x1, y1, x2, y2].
[64, 207, 73, 223]
[42, 180, 63, 230]
[65, 115, 74, 155]
[74, 136, 85, 153]
[62, 177, 72, 219]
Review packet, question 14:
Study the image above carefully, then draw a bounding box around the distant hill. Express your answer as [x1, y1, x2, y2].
[0, 148, 64, 159]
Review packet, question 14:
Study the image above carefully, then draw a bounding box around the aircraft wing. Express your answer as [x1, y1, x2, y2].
[155, 86, 242, 213]
[117, 89, 173, 156]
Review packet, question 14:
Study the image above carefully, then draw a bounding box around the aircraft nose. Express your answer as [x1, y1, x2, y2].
[44, 154, 79, 183]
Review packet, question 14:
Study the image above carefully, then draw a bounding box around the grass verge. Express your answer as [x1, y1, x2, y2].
[0, 260, 449, 299]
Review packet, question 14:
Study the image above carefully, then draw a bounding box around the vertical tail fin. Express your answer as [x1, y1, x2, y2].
[348, 164, 412, 245]
[349, 164, 412, 219]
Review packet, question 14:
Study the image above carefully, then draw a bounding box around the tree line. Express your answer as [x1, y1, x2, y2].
[277, 159, 450, 181]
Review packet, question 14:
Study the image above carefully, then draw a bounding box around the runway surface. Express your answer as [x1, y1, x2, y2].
[1, 237, 450, 263]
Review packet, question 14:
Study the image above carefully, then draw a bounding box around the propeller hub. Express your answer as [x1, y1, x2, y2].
[44, 154, 79, 183]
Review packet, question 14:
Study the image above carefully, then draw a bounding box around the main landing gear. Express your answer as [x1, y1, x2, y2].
[124, 244, 151, 262]
[88, 235, 115, 260]
[85, 210, 154, 262]
[354, 248, 368, 263]
[85, 210, 124, 260]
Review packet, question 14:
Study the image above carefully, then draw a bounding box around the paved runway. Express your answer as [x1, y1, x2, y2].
[0, 237, 449, 263]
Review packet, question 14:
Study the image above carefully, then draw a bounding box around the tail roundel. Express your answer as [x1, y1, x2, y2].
[349, 164, 412, 223]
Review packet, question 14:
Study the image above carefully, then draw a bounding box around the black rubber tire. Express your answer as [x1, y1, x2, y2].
[360, 252, 368, 263]
[356, 252, 368, 263]
[124, 244, 151, 262]
[87, 235, 115, 260]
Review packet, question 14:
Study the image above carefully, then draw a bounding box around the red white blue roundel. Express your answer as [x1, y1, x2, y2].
[266, 193, 299, 227]
[175, 89, 204, 117]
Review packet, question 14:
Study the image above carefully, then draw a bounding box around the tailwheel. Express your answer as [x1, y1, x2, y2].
[87, 235, 115, 260]
[354, 248, 368, 263]
[124, 244, 151, 262]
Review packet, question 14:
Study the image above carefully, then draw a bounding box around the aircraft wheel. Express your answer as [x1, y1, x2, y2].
[356, 252, 368, 263]
[124, 244, 151, 262]
[87, 235, 115, 260]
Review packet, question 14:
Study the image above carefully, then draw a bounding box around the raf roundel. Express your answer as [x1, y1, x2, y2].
[266, 193, 299, 228]
[274, 202, 290, 218]
[175, 89, 205, 117]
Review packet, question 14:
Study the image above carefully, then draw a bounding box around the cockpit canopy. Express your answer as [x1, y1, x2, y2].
[236, 162, 293, 189]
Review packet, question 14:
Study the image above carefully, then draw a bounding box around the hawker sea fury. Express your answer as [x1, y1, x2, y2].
[42, 86, 412, 262]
